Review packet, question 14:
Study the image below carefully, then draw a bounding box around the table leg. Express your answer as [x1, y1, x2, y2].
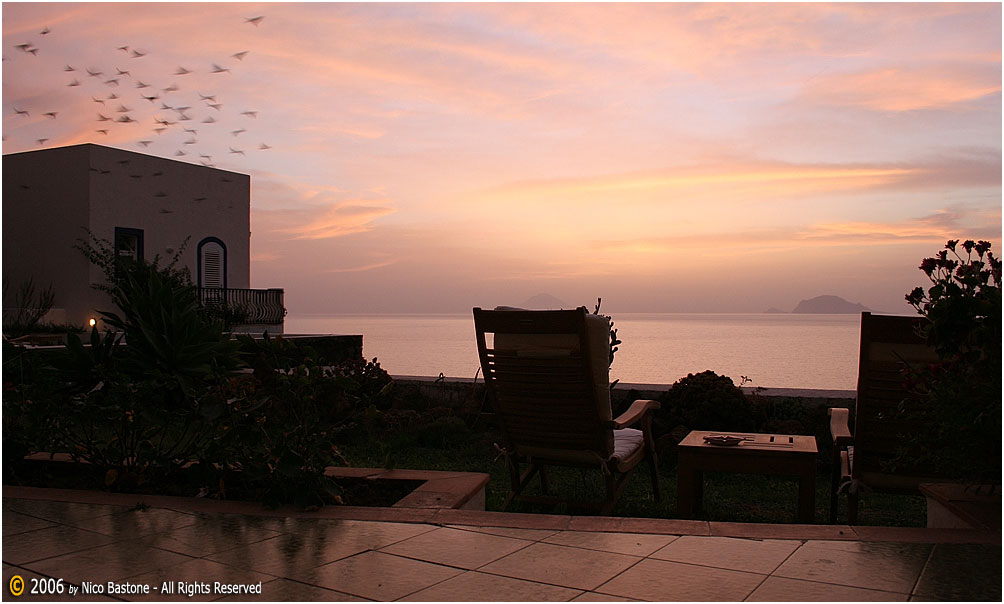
[798, 468, 815, 523]
[677, 457, 701, 518]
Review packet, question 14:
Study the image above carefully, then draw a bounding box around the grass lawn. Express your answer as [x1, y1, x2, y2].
[338, 434, 927, 527]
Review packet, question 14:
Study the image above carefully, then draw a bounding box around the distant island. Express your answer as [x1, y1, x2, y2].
[521, 293, 569, 309]
[766, 295, 870, 314]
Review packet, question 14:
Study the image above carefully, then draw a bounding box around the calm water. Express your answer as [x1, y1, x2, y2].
[284, 313, 862, 390]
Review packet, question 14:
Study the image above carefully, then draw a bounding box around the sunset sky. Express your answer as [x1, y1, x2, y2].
[3, 2, 1001, 314]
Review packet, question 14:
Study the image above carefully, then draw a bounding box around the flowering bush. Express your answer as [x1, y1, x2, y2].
[903, 239, 1001, 484]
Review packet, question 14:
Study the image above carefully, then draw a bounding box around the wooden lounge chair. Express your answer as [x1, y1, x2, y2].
[829, 311, 942, 524]
[473, 306, 661, 514]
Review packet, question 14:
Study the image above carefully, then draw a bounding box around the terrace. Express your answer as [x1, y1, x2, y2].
[3, 485, 999, 601]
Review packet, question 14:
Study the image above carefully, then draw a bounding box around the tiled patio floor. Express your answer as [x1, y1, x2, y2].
[3, 488, 1000, 602]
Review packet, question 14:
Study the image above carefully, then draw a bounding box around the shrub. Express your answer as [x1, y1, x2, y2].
[902, 239, 1001, 484]
[656, 370, 755, 437]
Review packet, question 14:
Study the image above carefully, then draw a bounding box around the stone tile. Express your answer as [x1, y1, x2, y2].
[122, 557, 274, 601]
[445, 524, 559, 541]
[63, 506, 197, 538]
[774, 540, 931, 594]
[400, 570, 582, 601]
[479, 542, 641, 591]
[206, 520, 435, 577]
[853, 525, 1000, 545]
[22, 539, 193, 586]
[435, 508, 571, 530]
[3, 510, 57, 536]
[380, 526, 533, 569]
[2, 524, 117, 564]
[3, 563, 116, 602]
[543, 530, 676, 557]
[214, 578, 368, 602]
[595, 558, 765, 601]
[309, 551, 462, 600]
[571, 592, 639, 602]
[141, 513, 283, 557]
[912, 543, 1002, 602]
[710, 521, 856, 540]
[747, 576, 909, 601]
[650, 535, 800, 575]
[3, 499, 128, 523]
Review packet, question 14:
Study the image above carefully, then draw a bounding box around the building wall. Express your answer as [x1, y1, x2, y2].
[3, 144, 251, 328]
[3, 145, 94, 325]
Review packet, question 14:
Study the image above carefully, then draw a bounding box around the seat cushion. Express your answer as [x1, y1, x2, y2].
[612, 428, 645, 471]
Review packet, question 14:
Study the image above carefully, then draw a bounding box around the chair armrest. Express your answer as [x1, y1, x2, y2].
[610, 399, 660, 429]
[828, 407, 853, 446]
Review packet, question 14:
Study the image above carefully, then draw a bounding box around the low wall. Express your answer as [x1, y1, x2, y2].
[389, 374, 855, 413]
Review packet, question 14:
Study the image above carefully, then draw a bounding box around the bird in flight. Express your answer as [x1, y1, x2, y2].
[229, 147, 245, 155]
[245, 16, 264, 26]
[211, 63, 230, 74]
[43, 111, 58, 119]
[37, 138, 48, 145]
[131, 49, 147, 58]
[117, 115, 136, 123]
[231, 128, 246, 136]
[138, 140, 152, 147]
[202, 116, 217, 123]
[64, 64, 76, 71]
[116, 104, 132, 113]
[86, 68, 103, 77]
[97, 113, 112, 121]
[175, 66, 192, 75]
[40, 27, 50, 35]
[163, 83, 179, 93]
[117, 45, 129, 52]
[13, 107, 29, 117]
[258, 143, 272, 150]
[241, 110, 258, 118]
[199, 93, 216, 101]
[142, 94, 160, 103]
[136, 81, 150, 88]
[68, 79, 81, 87]
[232, 51, 249, 60]
[92, 96, 105, 104]
[96, 129, 108, 135]
[116, 67, 130, 76]
[208, 103, 223, 111]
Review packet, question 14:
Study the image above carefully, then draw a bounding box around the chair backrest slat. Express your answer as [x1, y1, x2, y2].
[474, 307, 613, 461]
[854, 311, 940, 478]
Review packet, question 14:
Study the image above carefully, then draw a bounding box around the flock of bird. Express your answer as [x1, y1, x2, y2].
[5, 15, 272, 169]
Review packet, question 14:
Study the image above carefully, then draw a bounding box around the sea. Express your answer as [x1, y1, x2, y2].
[284, 313, 862, 390]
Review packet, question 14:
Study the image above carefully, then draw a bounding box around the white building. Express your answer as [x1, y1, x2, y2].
[3, 143, 283, 332]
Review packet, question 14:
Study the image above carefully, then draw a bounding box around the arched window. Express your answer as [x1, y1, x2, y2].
[197, 237, 227, 289]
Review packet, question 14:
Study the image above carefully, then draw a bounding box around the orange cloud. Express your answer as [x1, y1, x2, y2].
[272, 201, 396, 240]
[804, 66, 1001, 112]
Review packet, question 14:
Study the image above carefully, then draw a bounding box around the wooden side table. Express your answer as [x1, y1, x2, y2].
[677, 430, 819, 523]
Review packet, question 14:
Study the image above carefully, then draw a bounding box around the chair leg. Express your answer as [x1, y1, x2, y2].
[847, 489, 859, 525]
[647, 450, 661, 501]
[539, 464, 552, 496]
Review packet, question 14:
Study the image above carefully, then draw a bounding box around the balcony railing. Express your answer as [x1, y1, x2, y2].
[198, 287, 286, 327]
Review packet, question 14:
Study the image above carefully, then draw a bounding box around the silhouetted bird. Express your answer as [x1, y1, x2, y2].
[96, 129, 108, 135]
[163, 83, 179, 93]
[241, 111, 258, 118]
[68, 79, 80, 86]
[36, 138, 48, 145]
[229, 147, 245, 155]
[40, 27, 50, 35]
[64, 64, 76, 71]
[131, 49, 147, 58]
[13, 107, 29, 117]
[116, 67, 130, 76]
[116, 104, 131, 113]
[86, 68, 102, 77]
[231, 128, 246, 136]
[210, 63, 229, 73]
[136, 81, 150, 88]
[138, 140, 152, 147]
[258, 143, 272, 150]
[175, 66, 191, 75]
[245, 16, 264, 26]
[117, 45, 129, 52]
[97, 113, 112, 121]
[92, 96, 105, 104]
[199, 93, 215, 101]
[117, 115, 136, 123]
[43, 112, 58, 119]
[232, 51, 249, 60]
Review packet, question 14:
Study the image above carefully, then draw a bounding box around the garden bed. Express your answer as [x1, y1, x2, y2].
[8, 454, 489, 510]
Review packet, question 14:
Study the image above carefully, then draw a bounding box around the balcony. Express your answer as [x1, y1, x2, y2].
[197, 287, 286, 334]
